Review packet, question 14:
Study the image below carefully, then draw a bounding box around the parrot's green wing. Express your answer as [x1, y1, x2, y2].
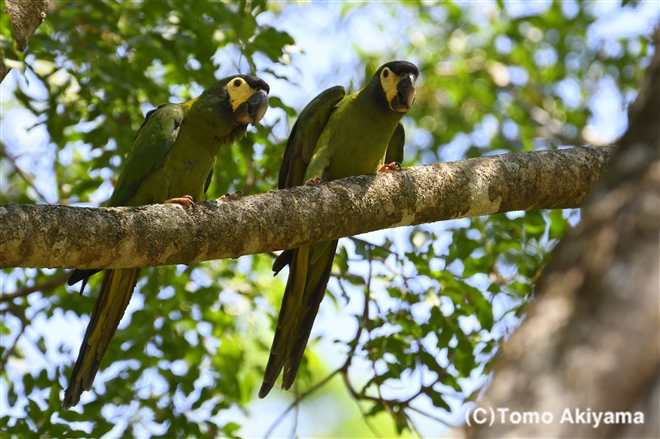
[272, 86, 345, 275]
[67, 104, 184, 290]
[278, 85, 346, 189]
[385, 122, 405, 165]
[109, 104, 184, 207]
[203, 168, 214, 195]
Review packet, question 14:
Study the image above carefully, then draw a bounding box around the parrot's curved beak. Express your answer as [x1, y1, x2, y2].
[234, 89, 269, 126]
[391, 74, 416, 113]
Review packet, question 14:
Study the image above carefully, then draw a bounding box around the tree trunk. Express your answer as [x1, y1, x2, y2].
[464, 28, 659, 439]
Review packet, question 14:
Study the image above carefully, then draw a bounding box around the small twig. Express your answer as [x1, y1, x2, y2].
[0, 141, 53, 203]
[264, 368, 342, 439]
[289, 399, 299, 439]
[409, 416, 423, 439]
[0, 306, 27, 371]
[0, 271, 70, 301]
[407, 405, 458, 428]
[332, 270, 366, 286]
[350, 236, 398, 258]
[341, 245, 404, 434]
[341, 263, 384, 439]
[364, 246, 395, 417]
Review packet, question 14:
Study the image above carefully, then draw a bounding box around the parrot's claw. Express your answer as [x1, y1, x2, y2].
[305, 177, 323, 186]
[378, 162, 401, 172]
[218, 190, 244, 200]
[164, 195, 194, 207]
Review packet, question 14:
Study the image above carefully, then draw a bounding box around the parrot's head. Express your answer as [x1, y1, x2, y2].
[374, 61, 419, 113]
[225, 75, 270, 126]
[220, 75, 270, 125]
[203, 75, 270, 127]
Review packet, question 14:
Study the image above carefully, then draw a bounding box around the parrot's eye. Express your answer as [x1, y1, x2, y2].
[233, 79, 242, 87]
[382, 68, 390, 78]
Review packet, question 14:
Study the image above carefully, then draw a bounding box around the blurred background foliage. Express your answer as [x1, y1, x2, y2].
[0, 0, 656, 437]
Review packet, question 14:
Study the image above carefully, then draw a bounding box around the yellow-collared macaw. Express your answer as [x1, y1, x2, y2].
[63, 74, 269, 409]
[260, 61, 418, 397]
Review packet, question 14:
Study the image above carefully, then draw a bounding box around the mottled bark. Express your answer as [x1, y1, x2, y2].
[0, 146, 614, 270]
[1, 0, 50, 82]
[465, 28, 659, 439]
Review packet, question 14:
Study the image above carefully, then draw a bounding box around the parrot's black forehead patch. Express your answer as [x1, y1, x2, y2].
[380, 61, 419, 78]
[236, 74, 270, 93]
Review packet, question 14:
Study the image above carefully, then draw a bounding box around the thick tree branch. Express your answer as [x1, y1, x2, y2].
[1, 0, 51, 82]
[1, 147, 614, 270]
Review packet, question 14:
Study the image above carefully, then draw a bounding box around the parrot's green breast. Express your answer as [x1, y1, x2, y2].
[112, 97, 245, 206]
[328, 101, 399, 180]
[130, 120, 227, 204]
[307, 91, 404, 182]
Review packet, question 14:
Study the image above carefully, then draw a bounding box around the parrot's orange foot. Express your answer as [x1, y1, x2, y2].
[164, 195, 194, 207]
[218, 190, 244, 200]
[378, 162, 401, 172]
[305, 177, 322, 186]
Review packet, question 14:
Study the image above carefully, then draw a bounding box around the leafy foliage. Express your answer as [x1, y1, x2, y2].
[0, 0, 654, 437]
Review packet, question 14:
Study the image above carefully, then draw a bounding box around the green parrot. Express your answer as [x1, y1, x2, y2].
[62, 74, 270, 409]
[259, 61, 419, 398]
